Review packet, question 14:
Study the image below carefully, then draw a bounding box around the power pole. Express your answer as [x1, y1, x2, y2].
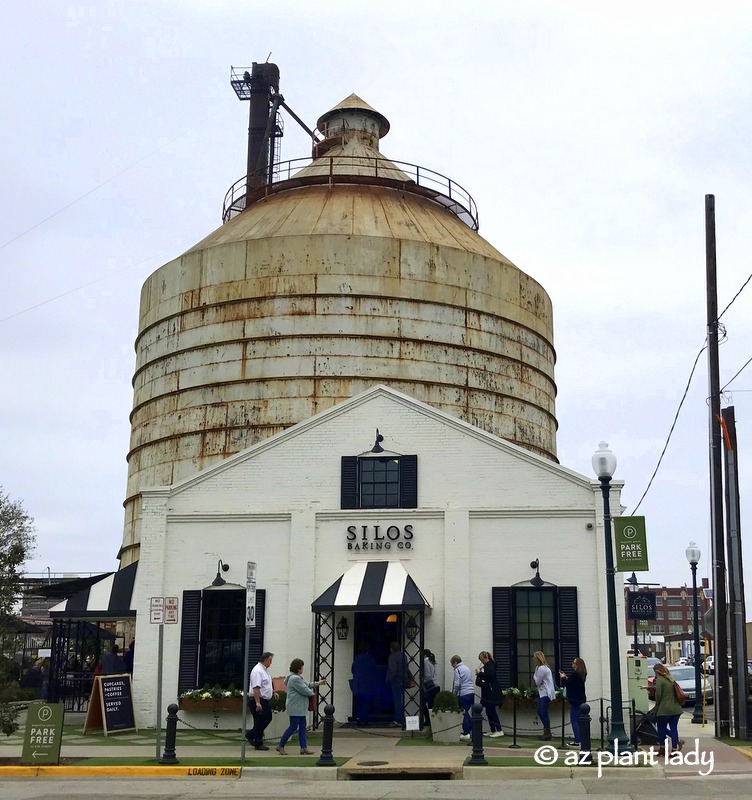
[721, 406, 748, 739]
[705, 194, 730, 737]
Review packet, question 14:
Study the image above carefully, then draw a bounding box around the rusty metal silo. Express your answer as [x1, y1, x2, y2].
[119, 89, 557, 565]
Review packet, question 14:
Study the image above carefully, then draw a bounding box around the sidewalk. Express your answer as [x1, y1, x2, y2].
[1, 709, 751, 780]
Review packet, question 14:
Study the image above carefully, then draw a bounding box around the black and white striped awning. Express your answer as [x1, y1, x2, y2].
[49, 561, 139, 620]
[312, 561, 429, 612]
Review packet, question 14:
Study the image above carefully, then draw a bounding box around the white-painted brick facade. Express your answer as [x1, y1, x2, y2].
[130, 385, 628, 728]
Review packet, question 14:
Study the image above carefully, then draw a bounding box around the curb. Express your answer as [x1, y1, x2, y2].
[0, 765, 243, 778]
[0, 765, 342, 780]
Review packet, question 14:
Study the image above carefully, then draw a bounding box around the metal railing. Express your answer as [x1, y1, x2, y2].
[222, 155, 479, 231]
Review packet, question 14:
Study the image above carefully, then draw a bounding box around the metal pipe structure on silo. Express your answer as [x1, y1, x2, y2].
[119, 85, 558, 565]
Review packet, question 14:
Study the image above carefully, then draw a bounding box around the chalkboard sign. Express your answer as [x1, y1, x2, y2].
[84, 674, 137, 736]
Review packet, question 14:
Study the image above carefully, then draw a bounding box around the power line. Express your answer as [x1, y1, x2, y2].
[0, 106, 224, 255]
[718, 270, 752, 320]
[717, 269, 752, 390]
[631, 342, 707, 514]
[0, 245, 178, 324]
[721, 355, 752, 393]
[630, 265, 752, 512]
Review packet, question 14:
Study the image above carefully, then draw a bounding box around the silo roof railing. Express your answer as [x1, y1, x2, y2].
[222, 156, 479, 231]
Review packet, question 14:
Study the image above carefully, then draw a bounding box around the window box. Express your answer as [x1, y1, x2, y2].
[178, 697, 244, 713]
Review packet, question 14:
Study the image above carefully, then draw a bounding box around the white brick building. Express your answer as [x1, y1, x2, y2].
[49, 82, 629, 730]
[121, 384, 624, 728]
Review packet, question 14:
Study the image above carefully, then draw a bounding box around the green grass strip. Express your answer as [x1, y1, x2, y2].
[67, 756, 346, 767]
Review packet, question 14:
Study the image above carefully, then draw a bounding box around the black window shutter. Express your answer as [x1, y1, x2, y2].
[399, 454, 418, 508]
[341, 456, 358, 509]
[177, 590, 202, 693]
[557, 587, 579, 678]
[492, 587, 514, 688]
[246, 589, 266, 679]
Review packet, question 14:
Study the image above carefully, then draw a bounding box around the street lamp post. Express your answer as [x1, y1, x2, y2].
[592, 442, 631, 751]
[686, 541, 704, 724]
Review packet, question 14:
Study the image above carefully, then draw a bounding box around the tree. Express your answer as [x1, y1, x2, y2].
[0, 489, 35, 735]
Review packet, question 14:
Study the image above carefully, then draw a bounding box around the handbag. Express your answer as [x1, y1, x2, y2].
[308, 693, 318, 712]
[673, 680, 686, 705]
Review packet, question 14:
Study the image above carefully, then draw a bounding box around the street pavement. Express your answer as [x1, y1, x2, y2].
[1, 707, 751, 795]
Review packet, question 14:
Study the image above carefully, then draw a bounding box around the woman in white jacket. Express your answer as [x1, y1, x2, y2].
[533, 650, 556, 741]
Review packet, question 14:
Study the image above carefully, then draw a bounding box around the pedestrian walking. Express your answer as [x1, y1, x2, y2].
[421, 648, 440, 727]
[246, 652, 278, 750]
[276, 658, 327, 755]
[475, 650, 504, 737]
[652, 663, 684, 756]
[450, 655, 475, 742]
[533, 650, 555, 741]
[559, 657, 587, 748]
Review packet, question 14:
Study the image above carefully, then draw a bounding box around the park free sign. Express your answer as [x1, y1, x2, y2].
[21, 703, 64, 765]
[613, 516, 649, 572]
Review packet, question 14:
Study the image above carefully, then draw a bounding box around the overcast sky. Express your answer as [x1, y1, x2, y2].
[2, 2, 751, 615]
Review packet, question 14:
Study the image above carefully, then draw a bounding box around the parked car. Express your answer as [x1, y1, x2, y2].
[646, 664, 713, 704]
[704, 656, 732, 674]
[675, 657, 689, 666]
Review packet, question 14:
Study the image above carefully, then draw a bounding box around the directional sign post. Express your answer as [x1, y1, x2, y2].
[148, 595, 179, 758]
[150, 596, 165, 624]
[246, 562, 257, 628]
[21, 703, 64, 765]
[241, 561, 257, 761]
[164, 596, 179, 624]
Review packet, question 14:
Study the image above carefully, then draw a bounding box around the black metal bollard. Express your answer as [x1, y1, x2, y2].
[316, 704, 336, 767]
[509, 694, 520, 749]
[467, 703, 488, 766]
[629, 699, 636, 747]
[159, 703, 179, 765]
[579, 703, 592, 765]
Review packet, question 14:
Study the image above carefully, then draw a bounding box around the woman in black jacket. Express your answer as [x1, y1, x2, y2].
[475, 651, 504, 737]
[559, 657, 587, 748]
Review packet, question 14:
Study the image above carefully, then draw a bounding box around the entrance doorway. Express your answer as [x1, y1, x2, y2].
[350, 611, 403, 725]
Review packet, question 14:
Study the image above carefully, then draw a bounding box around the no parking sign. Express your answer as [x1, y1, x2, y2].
[246, 561, 257, 627]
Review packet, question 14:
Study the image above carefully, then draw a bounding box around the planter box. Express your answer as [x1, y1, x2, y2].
[429, 709, 464, 743]
[178, 697, 244, 713]
[500, 698, 569, 737]
[176, 698, 290, 737]
[177, 697, 245, 730]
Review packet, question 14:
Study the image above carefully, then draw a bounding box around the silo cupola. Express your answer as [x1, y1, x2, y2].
[314, 94, 390, 155]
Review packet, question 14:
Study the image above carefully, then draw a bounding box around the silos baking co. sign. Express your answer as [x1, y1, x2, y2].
[346, 524, 414, 551]
[628, 591, 657, 621]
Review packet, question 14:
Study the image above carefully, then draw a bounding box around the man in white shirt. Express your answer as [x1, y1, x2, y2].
[246, 651, 278, 750]
[451, 655, 475, 741]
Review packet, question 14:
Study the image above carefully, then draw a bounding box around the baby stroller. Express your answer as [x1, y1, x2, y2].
[633, 709, 659, 746]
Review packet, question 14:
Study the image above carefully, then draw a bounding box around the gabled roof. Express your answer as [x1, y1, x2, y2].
[151, 384, 598, 498]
